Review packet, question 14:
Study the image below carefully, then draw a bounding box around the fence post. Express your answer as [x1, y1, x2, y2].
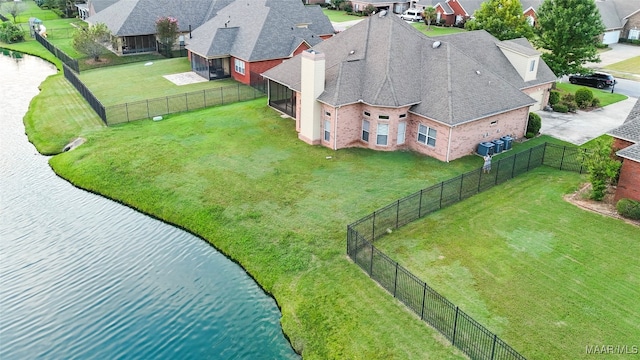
[478, 169, 482, 192]
[166, 96, 169, 114]
[490, 334, 497, 360]
[125, 102, 129, 122]
[369, 243, 374, 277]
[511, 153, 517, 178]
[237, 83, 240, 101]
[420, 283, 426, 320]
[185, 93, 189, 111]
[204, 89, 207, 107]
[452, 306, 459, 345]
[393, 262, 398, 297]
[220, 87, 224, 105]
[146, 100, 150, 119]
[560, 146, 566, 170]
[459, 173, 464, 200]
[372, 211, 376, 241]
[418, 189, 423, 218]
[526, 147, 533, 171]
[396, 199, 400, 229]
[495, 159, 500, 185]
[439, 181, 444, 209]
[542, 142, 548, 166]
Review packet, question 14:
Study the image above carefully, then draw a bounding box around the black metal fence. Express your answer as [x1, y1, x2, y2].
[34, 31, 79, 72]
[103, 84, 266, 125]
[0, 13, 9, 22]
[63, 64, 107, 124]
[347, 142, 586, 360]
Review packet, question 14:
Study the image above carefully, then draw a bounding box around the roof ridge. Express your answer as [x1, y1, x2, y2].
[446, 43, 453, 124]
[373, 17, 398, 106]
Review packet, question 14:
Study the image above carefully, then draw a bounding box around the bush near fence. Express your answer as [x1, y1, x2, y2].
[347, 143, 586, 360]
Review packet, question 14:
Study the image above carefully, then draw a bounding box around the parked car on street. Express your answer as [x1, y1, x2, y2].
[400, 9, 423, 22]
[568, 72, 616, 89]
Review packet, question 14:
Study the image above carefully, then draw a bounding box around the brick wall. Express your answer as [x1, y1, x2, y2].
[615, 159, 640, 202]
[622, 12, 640, 39]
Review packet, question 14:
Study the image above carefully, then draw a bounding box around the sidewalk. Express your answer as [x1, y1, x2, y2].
[586, 43, 640, 67]
[538, 97, 638, 145]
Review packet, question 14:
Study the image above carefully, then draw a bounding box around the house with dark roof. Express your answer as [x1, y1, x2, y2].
[185, 0, 334, 85]
[350, 0, 411, 14]
[262, 13, 556, 162]
[608, 99, 640, 202]
[83, 0, 334, 82]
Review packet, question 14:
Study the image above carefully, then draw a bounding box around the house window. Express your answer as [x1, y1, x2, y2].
[527, 16, 535, 26]
[399, 113, 406, 118]
[630, 29, 640, 40]
[364, 111, 370, 117]
[418, 124, 436, 146]
[529, 59, 536, 72]
[379, 115, 389, 120]
[324, 119, 330, 142]
[234, 59, 245, 75]
[362, 120, 370, 142]
[377, 123, 389, 146]
[490, 120, 498, 126]
[397, 122, 406, 145]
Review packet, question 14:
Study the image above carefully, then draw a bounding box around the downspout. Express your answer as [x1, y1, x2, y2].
[334, 106, 339, 150]
[446, 127, 453, 162]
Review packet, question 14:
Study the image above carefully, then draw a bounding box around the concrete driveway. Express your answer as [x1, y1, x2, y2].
[586, 43, 640, 67]
[538, 97, 638, 145]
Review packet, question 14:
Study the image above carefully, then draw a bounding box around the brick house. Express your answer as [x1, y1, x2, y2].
[350, 0, 410, 14]
[262, 13, 555, 162]
[622, 8, 640, 40]
[608, 99, 640, 202]
[185, 0, 334, 85]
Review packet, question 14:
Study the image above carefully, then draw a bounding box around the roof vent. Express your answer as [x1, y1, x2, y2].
[432, 41, 441, 49]
[476, 70, 481, 75]
[378, 10, 387, 18]
[349, 50, 355, 55]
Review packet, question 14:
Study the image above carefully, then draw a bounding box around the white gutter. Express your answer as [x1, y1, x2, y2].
[334, 106, 339, 150]
[446, 127, 453, 163]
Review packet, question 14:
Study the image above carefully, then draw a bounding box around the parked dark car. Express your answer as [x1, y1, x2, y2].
[568, 72, 616, 89]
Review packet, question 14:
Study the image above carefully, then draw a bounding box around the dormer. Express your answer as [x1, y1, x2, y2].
[496, 40, 540, 82]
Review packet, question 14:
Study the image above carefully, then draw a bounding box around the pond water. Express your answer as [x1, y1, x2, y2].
[0, 54, 299, 359]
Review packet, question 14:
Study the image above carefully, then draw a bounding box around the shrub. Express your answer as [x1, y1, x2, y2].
[591, 97, 601, 108]
[553, 103, 568, 113]
[565, 100, 577, 113]
[363, 4, 376, 15]
[575, 88, 594, 109]
[527, 112, 541, 135]
[617, 198, 640, 220]
[525, 132, 535, 139]
[0, 22, 25, 43]
[549, 90, 560, 106]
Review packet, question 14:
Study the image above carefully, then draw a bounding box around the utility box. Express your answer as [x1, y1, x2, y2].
[477, 142, 495, 156]
[492, 139, 504, 153]
[500, 136, 513, 150]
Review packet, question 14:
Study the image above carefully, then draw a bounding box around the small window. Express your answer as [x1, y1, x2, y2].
[363, 111, 370, 117]
[362, 120, 370, 142]
[417, 124, 436, 147]
[324, 119, 330, 142]
[234, 59, 245, 75]
[399, 114, 407, 118]
[490, 120, 498, 126]
[529, 59, 535, 72]
[377, 123, 389, 146]
[325, 111, 331, 116]
[378, 115, 389, 120]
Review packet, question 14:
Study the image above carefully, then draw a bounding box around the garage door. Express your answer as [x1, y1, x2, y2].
[602, 30, 620, 45]
[529, 89, 544, 112]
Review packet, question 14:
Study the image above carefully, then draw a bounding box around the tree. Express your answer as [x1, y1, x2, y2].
[3, 1, 26, 23]
[155, 16, 178, 57]
[330, 0, 345, 10]
[579, 137, 621, 201]
[533, 0, 605, 77]
[464, 0, 533, 40]
[423, 6, 437, 30]
[72, 23, 112, 62]
[363, 4, 376, 16]
[0, 21, 25, 43]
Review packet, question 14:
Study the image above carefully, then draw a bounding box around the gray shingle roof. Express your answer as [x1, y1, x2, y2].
[596, 0, 623, 29]
[609, 99, 640, 161]
[437, 30, 557, 88]
[186, 0, 331, 61]
[264, 13, 537, 126]
[617, 144, 640, 161]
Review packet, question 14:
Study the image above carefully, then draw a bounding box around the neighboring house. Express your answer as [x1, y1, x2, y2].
[262, 13, 555, 162]
[412, 0, 469, 26]
[608, 99, 640, 202]
[622, 7, 640, 40]
[596, 0, 624, 44]
[76, 0, 119, 21]
[350, 0, 410, 14]
[186, 0, 334, 85]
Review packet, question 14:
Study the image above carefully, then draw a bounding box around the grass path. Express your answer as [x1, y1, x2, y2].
[375, 168, 640, 359]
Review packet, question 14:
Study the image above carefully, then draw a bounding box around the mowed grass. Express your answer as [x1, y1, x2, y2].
[78, 58, 244, 105]
[411, 23, 467, 36]
[375, 167, 640, 359]
[605, 56, 640, 76]
[555, 82, 628, 107]
[322, 8, 363, 22]
[44, 98, 512, 359]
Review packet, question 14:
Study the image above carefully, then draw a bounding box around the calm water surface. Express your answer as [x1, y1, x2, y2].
[0, 54, 299, 359]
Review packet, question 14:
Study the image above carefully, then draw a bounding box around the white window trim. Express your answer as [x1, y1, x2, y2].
[362, 119, 370, 142]
[397, 122, 406, 145]
[377, 123, 389, 146]
[418, 124, 436, 147]
[234, 58, 245, 75]
[324, 119, 330, 142]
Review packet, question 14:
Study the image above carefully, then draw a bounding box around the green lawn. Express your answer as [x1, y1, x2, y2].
[8, 0, 61, 23]
[411, 23, 466, 36]
[322, 8, 363, 22]
[78, 58, 245, 105]
[605, 56, 640, 76]
[555, 82, 628, 107]
[42, 97, 520, 359]
[375, 168, 640, 359]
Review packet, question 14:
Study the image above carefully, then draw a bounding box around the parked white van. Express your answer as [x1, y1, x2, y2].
[400, 9, 423, 22]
